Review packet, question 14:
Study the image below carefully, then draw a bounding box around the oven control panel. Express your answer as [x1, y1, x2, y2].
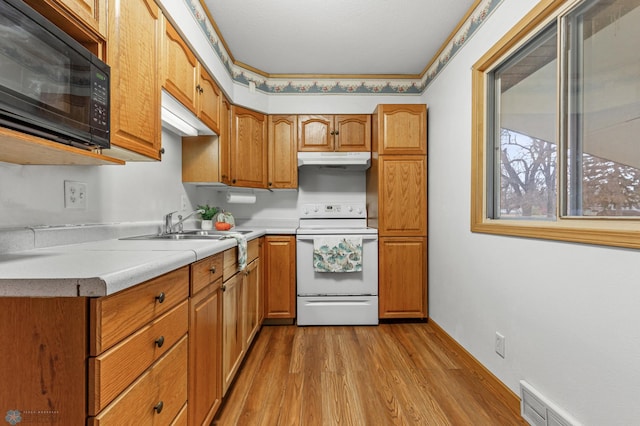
[300, 203, 366, 218]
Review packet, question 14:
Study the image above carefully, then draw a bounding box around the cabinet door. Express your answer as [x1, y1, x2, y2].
[220, 96, 232, 185]
[379, 237, 427, 319]
[231, 106, 267, 188]
[268, 115, 298, 189]
[189, 281, 222, 425]
[198, 68, 221, 134]
[222, 273, 244, 395]
[162, 17, 198, 114]
[242, 258, 261, 349]
[298, 115, 333, 151]
[373, 104, 427, 155]
[264, 236, 296, 319]
[107, 0, 162, 160]
[335, 115, 371, 152]
[0, 298, 87, 425]
[378, 155, 427, 236]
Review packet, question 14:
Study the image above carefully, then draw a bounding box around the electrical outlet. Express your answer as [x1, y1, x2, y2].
[64, 180, 87, 209]
[495, 332, 506, 358]
[181, 194, 188, 211]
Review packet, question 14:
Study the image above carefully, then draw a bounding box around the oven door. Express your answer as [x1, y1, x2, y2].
[296, 234, 378, 296]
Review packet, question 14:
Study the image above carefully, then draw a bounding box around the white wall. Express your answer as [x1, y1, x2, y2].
[425, 0, 640, 424]
[0, 130, 191, 228]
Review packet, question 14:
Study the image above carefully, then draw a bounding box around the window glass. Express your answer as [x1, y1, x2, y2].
[490, 26, 558, 219]
[563, 0, 640, 216]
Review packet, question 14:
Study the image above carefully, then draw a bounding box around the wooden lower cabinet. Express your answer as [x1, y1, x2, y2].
[243, 257, 261, 348]
[0, 297, 88, 425]
[222, 239, 262, 396]
[89, 336, 188, 425]
[378, 237, 428, 319]
[263, 236, 296, 319]
[222, 271, 244, 396]
[189, 279, 222, 425]
[0, 240, 268, 424]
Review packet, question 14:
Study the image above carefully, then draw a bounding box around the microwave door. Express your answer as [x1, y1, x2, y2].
[0, 1, 93, 146]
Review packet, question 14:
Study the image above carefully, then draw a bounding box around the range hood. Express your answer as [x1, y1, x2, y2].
[297, 151, 371, 170]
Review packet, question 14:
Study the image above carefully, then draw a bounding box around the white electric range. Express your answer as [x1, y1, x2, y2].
[296, 202, 379, 326]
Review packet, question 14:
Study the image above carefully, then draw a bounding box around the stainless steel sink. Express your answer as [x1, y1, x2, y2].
[120, 229, 253, 241]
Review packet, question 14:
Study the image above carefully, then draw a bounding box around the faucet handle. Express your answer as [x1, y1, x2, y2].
[164, 211, 178, 233]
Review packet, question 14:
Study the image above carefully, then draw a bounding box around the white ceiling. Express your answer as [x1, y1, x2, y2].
[201, 0, 477, 76]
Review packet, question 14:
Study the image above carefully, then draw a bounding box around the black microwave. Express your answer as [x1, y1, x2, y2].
[0, 0, 110, 150]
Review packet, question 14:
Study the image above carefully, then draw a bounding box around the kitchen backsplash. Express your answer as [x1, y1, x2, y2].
[194, 167, 367, 220]
[0, 127, 367, 229]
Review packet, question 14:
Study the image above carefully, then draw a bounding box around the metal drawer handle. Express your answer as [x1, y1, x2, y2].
[210, 266, 216, 274]
[155, 336, 165, 348]
[154, 401, 164, 414]
[155, 292, 165, 303]
[221, 284, 226, 292]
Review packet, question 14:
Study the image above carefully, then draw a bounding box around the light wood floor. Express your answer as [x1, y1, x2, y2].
[213, 322, 526, 425]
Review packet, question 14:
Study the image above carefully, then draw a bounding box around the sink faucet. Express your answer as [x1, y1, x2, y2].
[164, 209, 204, 234]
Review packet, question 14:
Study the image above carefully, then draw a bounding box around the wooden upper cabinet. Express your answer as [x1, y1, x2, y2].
[298, 115, 333, 151]
[373, 104, 427, 155]
[298, 115, 371, 152]
[198, 69, 221, 134]
[268, 115, 298, 189]
[230, 106, 267, 188]
[220, 96, 232, 185]
[60, 0, 106, 37]
[162, 17, 199, 114]
[25, 0, 106, 39]
[377, 155, 427, 236]
[162, 18, 221, 134]
[335, 115, 371, 151]
[106, 0, 162, 161]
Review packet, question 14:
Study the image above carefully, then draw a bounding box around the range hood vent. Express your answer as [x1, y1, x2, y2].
[297, 151, 371, 170]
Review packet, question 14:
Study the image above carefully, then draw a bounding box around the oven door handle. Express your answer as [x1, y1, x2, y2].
[296, 235, 378, 241]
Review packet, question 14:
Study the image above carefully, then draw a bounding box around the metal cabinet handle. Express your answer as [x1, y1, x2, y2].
[221, 284, 226, 292]
[155, 292, 165, 303]
[154, 401, 164, 414]
[155, 336, 165, 348]
[232, 179, 236, 184]
[210, 266, 216, 274]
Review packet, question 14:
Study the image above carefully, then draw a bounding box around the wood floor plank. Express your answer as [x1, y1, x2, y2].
[214, 323, 526, 425]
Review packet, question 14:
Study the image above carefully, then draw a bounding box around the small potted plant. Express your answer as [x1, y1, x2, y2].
[197, 204, 219, 230]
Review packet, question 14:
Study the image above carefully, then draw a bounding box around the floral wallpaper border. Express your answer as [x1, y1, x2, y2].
[186, 0, 503, 95]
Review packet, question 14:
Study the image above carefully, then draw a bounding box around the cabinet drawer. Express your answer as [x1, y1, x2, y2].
[247, 238, 260, 263]
[90, 266, 190, 355]
[223, 239, 260, 280]
[88, 301, 188, 415]
[171, 402, 188, 426]
[89, 335, 188, 426]
[191, 253, 223, 295]
[223, 247, 237, 281]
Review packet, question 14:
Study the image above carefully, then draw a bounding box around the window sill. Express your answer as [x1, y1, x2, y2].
[471, 217, 640, 250]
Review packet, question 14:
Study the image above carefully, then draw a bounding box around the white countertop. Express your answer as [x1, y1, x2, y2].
[0, 227, 286, 297]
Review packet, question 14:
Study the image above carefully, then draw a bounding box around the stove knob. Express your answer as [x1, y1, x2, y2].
[303, 208, 309, 215]
[357, 208, 363, 215]
[348, 206, 353, 212]
[313, 206, 319, 213]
